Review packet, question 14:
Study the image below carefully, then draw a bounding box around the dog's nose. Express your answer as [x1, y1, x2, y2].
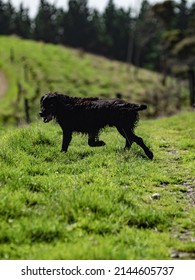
[39, 112, 43, 117]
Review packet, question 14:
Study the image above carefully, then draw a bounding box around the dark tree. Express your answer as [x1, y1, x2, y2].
[103, 0, 131, 60]
[0, 0, 15, 34]
[14, 3, 32, 38]
[87, 9, 105, 53]
[132, 0, 161, 70]
[176, 0, 189, 31]
[152, 0, 176, 29]
[33, 0, 63, 43]
[62, 0, 91, 48]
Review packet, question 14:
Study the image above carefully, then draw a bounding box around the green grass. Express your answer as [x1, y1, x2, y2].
[0, 36, 189, 124]
[0, 35, 194, 259]
[0, 112, 194, 259]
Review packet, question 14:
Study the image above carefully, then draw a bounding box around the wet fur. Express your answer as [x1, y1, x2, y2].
[39, 92, 153, 159]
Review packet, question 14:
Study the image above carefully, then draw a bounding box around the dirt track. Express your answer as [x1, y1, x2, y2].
[0, 71, 8, 98]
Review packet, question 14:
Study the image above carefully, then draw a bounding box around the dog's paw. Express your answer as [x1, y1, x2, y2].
[97, 140, 106, 146]
[146, 150, 154, 160]
[88, 140, 106, 147]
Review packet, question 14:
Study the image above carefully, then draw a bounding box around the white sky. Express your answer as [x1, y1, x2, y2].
[7, 0, 195, 17]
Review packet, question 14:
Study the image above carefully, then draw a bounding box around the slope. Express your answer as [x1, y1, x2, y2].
[0, 36, 189, 124]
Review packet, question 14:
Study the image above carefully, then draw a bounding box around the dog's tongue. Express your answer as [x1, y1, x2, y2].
[43, 117, 48, 123]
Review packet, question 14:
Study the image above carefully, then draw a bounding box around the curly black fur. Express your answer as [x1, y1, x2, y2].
[39, 92, 153, 159]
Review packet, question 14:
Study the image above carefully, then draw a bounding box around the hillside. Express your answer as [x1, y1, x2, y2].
[0, 112, 194, 259]
[0, 36, 189, 125]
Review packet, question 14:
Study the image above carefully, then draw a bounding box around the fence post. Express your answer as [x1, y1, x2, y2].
[176, 79, 182, 110]
[188, 69, 195, 107]
[10, 48, 15, 63]
[24, 98, 31, 124]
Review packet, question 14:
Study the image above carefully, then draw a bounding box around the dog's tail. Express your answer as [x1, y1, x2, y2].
[113, 100, 147, 111]
[123, 103, 147, 111]
[135, 104, 147, 111]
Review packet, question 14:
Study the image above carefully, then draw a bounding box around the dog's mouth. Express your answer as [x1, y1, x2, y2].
[42, 114, 53, 123]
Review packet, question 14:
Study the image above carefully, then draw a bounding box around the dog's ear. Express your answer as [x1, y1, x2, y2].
[40, 95, 46, 103]
[40, 93, 52, 103]
[40, 93, 57, 103]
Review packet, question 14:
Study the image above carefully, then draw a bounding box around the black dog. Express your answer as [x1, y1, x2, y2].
[39, 92, 153, 159]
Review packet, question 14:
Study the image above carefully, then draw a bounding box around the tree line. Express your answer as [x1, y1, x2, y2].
[0, 0, 195, 78]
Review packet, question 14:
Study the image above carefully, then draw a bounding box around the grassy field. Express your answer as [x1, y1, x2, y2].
[0, 112, 194, 259]
[0, 36, 189, 124]
[0, 35, 194, 260]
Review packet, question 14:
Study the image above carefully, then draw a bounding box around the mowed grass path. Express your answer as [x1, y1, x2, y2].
[0, 112, 195, 259]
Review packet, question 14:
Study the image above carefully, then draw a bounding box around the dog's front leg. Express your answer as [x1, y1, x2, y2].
[61, 131, 72, 152]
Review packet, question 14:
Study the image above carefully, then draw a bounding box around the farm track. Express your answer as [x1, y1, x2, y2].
[0, 71, 8, 98]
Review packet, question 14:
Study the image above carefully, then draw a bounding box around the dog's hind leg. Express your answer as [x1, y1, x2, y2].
[61, 131, 72, 152]
[88, 131, 106, 147]
[116, 127, 133, 149]
[127, 131, 153, 160]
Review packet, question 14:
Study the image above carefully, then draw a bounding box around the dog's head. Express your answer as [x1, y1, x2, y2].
[39, 93, 58, 123]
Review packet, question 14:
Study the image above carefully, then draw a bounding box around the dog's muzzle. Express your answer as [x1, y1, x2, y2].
[39, 112, 53, 123]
